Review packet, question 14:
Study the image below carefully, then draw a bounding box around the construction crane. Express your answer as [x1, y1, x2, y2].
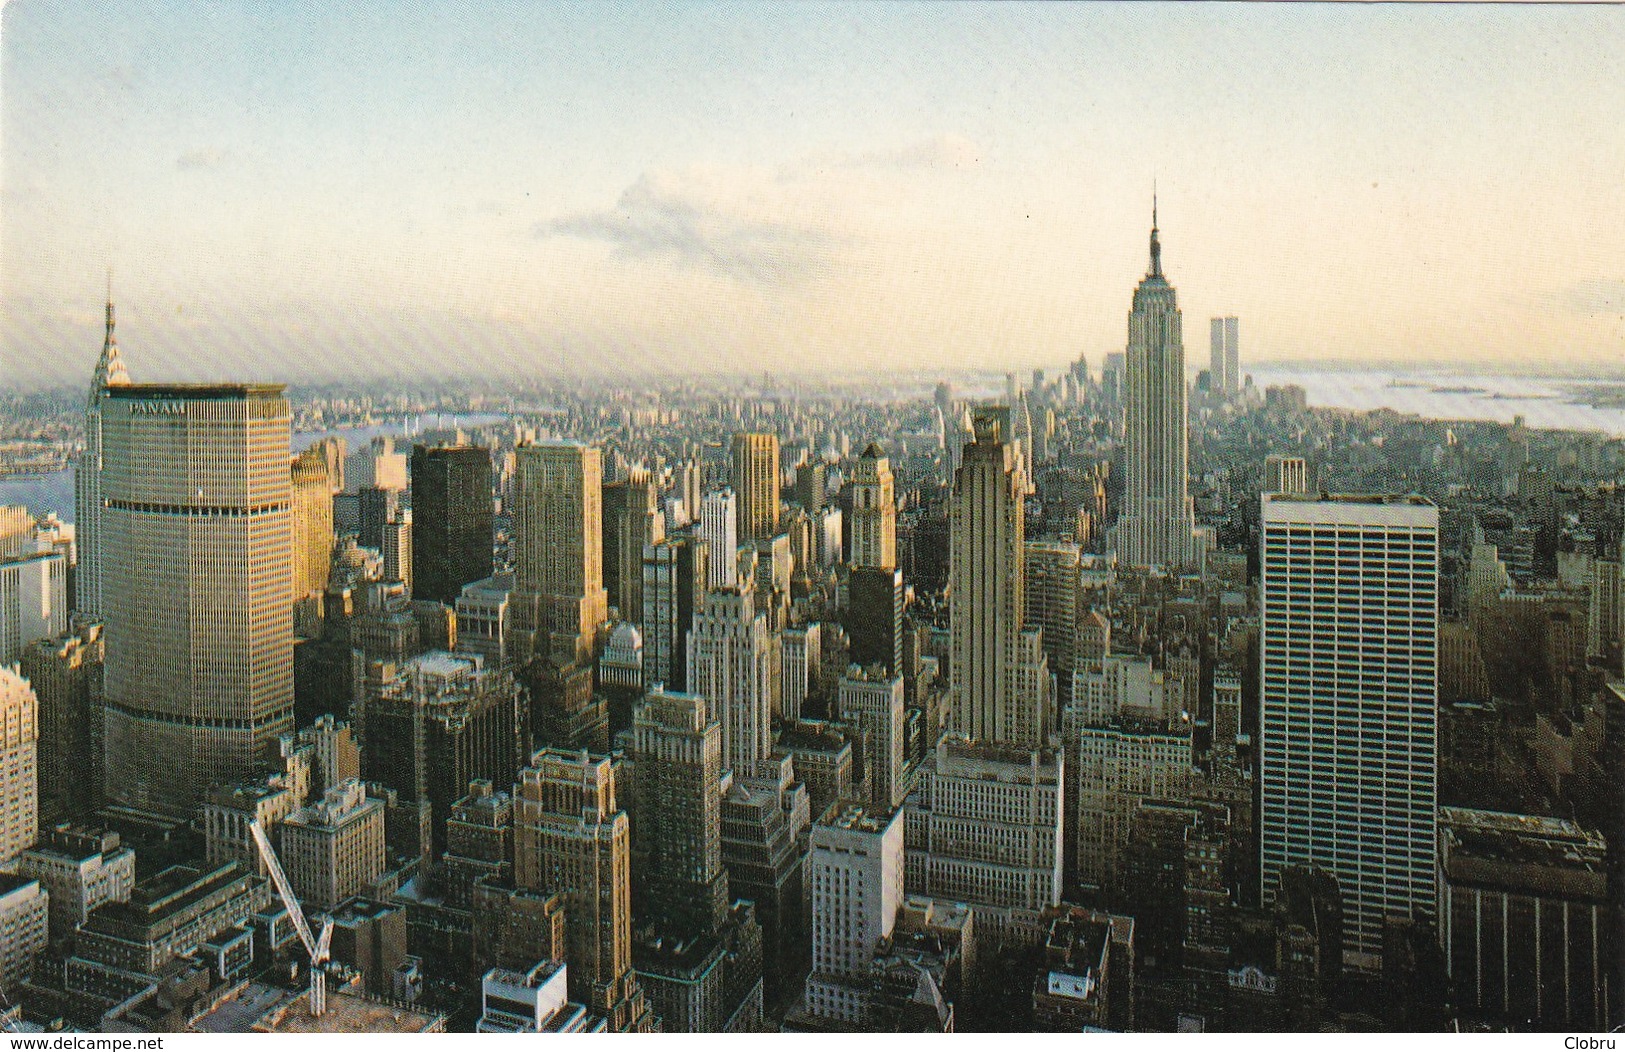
[249, 818, 335, 1017]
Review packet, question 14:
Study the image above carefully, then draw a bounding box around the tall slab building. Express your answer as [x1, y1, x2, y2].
[1209, 315, 1239, 399]
[730, 432, 781, 542]
[73, 293, 131, 620]
[1259, 493, 1439, 969]
[101, 383, 294, 819]
[511, 441, 609, 666]
[410, 444, 493, 606]
[1109, 202, 1207, 573]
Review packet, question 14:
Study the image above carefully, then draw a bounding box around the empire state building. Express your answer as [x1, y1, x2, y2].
[1109, 201, 1207, 573]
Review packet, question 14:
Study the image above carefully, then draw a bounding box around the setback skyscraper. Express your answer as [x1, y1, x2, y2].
[1110, 202, 1207, 573]
[947, 406, 1050, 748]
[101, 384, 294, 819]
[73, 292, 131, 621]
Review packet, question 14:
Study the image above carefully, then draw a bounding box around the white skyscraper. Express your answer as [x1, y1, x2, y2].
[1209, 315, 1239, 399]
[73, 292, 131, 620]
[687, 580, 773, 777]
[1259, 493, 1439, 969]
[850, 445, 896, 571]
[698, 490, 739, 589]
[1109, 201, 1207, 573]
[804, 803, 903, 1025]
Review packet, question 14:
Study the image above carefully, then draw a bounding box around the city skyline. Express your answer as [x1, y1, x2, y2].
[5, 2, 1624, 391]
[3, 1, 1625, 1037]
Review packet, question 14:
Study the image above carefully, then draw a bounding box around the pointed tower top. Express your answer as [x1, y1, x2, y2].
[92, 275, 131, 395]
[1148, 187, 1163, 279]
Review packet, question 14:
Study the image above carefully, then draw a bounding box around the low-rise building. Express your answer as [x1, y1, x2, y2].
[15, 825, 136, 941]
[1439, 807, 1611, 1030]
[280, 779, 386, 911]
[0, 874, 49, 994]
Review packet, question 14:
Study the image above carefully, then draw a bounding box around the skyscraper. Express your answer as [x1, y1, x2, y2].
[602, 470, 663, 626]
[1209, 315, 1239, 399]
[0, 543, 67, 666]
[687, 581, 774, 777]
[73, 291, 131, 621]
[639, 534, 708, 693]
[290, 447, 334, 603]
[21, 622, 105, 825]
[846, 566, 903, 676]
[514, 749, 654, 1032]
[410, 444, 493, 606]
[948, 406, 1049, 748]
[630, 688, 729, 937]
[629, 687, 766, 1032]
[101, 384, 294, 819]
[804, 803, 904, 1025]
[361, 651, 525, 864]
[838, 667, 906, 811]
[1263, 454, 1309, 495]
[510, 441, 609, 665]
[0, 666, 38, 868]
[1110, 202, 1207, 573]
[731, 433, 781, 542]
[1259, 493, 1439, 969]
[850, 444, 896, 571]
[357, 483, 402, 551]
[698, 490, 739, 589]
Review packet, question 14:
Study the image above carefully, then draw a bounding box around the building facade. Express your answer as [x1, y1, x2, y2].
[0, 667, 39, 869]
[278, 779, 386, 911]
[409, 444, 493, 606]
[1260, 493, 1439, 968]
[100, 383, 294, 819]
[511, 441, 609, 666]
[513, 749, 653, 1032]
[804, 804, 904, 1025]
[731, 433, 781, 543]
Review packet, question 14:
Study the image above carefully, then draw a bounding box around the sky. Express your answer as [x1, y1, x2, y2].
[3, 1, 1623, 392]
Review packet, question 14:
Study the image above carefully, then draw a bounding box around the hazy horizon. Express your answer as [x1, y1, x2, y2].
[5, 2, 1622, 392]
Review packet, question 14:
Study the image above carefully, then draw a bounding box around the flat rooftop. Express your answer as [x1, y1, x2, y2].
[1440, 807, 1607, 873]
[254, 991, 444, 1033]
[108, 383, 285, 399]
[0, 872, 39, 896]
[821, 801, 896, 834]
[406, 650, 479, 678]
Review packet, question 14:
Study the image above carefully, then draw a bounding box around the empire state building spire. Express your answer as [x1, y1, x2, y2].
[1109, 198, 1208, 573]
[1149, 192, 1163, 278]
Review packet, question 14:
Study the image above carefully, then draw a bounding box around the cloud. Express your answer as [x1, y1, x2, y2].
[536, 135, 980, 286]
[796, 134, 984, 177]
[176, 148, 228, 171]
[538, 168, 841, 286]
[1564, 279, 1625, 315]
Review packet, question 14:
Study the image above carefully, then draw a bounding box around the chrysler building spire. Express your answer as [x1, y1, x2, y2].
[92, 272, 130, 393]
[77, 274, 133, 620]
